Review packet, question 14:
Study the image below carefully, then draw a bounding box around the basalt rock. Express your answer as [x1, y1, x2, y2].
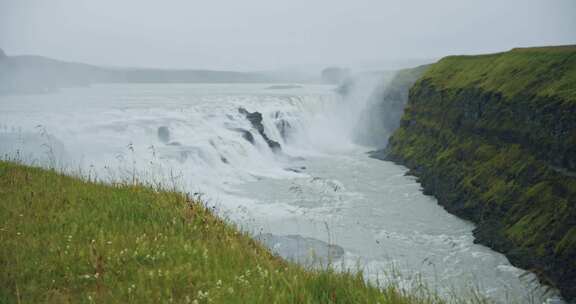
[157, 126, 170, 143]
[256, 233, 345, 265]
[385, 46, 576, 300]
[230, 128, 255, 145]
[238, 107, 281, 152]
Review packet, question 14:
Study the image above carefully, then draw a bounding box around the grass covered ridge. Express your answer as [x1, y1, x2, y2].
[385, 45, 576, 300]
[0, 161, 458, 304]
[422, 45, 576, 103]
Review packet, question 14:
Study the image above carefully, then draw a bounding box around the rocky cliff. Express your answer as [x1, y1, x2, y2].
[385, 46, 576, 300]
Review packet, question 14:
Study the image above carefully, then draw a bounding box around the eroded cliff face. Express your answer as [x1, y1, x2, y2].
[385, 46, 576, 300]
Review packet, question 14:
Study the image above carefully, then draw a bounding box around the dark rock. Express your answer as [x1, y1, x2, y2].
[157, 126, 170, 143]
[384, 73, 576, 300]
[238, 107, 282, 152]
[231, 128, 255, 144]
[285, 166, 306, 173]
[241, 130, 255, 144]
[267, 140, 281, 152]
[367, 149, 388, 160]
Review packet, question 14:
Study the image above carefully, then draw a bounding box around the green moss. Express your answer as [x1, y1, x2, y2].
[421, 45, 576, 103]
[556, 227, 576, 256]
[386, 45, 576, 299]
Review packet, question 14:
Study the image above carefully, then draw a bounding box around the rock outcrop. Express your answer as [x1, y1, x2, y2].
[384, 46, 576, 300]
[157, 126, 171, 143]
[238, 107, 281, 152]
[256, 233, 345, 265]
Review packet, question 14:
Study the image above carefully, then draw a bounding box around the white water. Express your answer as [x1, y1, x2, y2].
[0, 83, 563, 303]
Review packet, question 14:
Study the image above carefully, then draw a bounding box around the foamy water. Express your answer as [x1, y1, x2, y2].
[0, 83, 564, 303]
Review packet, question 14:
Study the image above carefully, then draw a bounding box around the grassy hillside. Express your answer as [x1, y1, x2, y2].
[386, 45, 576, 300]
[424, 45, 576, 103]
[0, 161, 462, 304]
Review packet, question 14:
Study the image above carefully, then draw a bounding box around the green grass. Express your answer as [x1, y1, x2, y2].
[421, 45, 576, 103]
[388, 112, 576, 297]
[386, 45, 576, 299]
[0, 161, 470, 304]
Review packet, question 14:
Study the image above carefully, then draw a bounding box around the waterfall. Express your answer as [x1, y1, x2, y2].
[0, 73, 412, 195]
[0, 83, 380, 193]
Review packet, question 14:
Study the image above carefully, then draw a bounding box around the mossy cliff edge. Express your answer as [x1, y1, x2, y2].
[385, 46, 576, 300]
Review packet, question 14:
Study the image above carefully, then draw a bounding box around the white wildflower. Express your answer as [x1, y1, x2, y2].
[197, 290, 209, 299]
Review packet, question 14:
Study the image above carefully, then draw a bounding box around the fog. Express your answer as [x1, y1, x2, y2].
[1, 0, 574, 71]
[1, 1, 575, 302]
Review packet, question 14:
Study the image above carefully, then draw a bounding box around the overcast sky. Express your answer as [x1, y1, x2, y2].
[1, 0, 575, 70]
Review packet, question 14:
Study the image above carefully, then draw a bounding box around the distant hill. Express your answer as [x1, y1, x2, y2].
[0, 53, 105, 94]
[0, 49, 313, 94]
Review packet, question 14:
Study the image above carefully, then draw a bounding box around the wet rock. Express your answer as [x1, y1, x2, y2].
[256, 233, 345, 265]
[231, 128, 255, 144]
[238, 107, 282, 152]
[285, 166, 306, 173]
[157, 126, 170, 143]
[241, 130, 255, 144]
[366, 149, 388, 160]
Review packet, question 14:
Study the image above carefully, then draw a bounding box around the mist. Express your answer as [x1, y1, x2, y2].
[1, 1, 576, 303]
[1, 0, 574, 71]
